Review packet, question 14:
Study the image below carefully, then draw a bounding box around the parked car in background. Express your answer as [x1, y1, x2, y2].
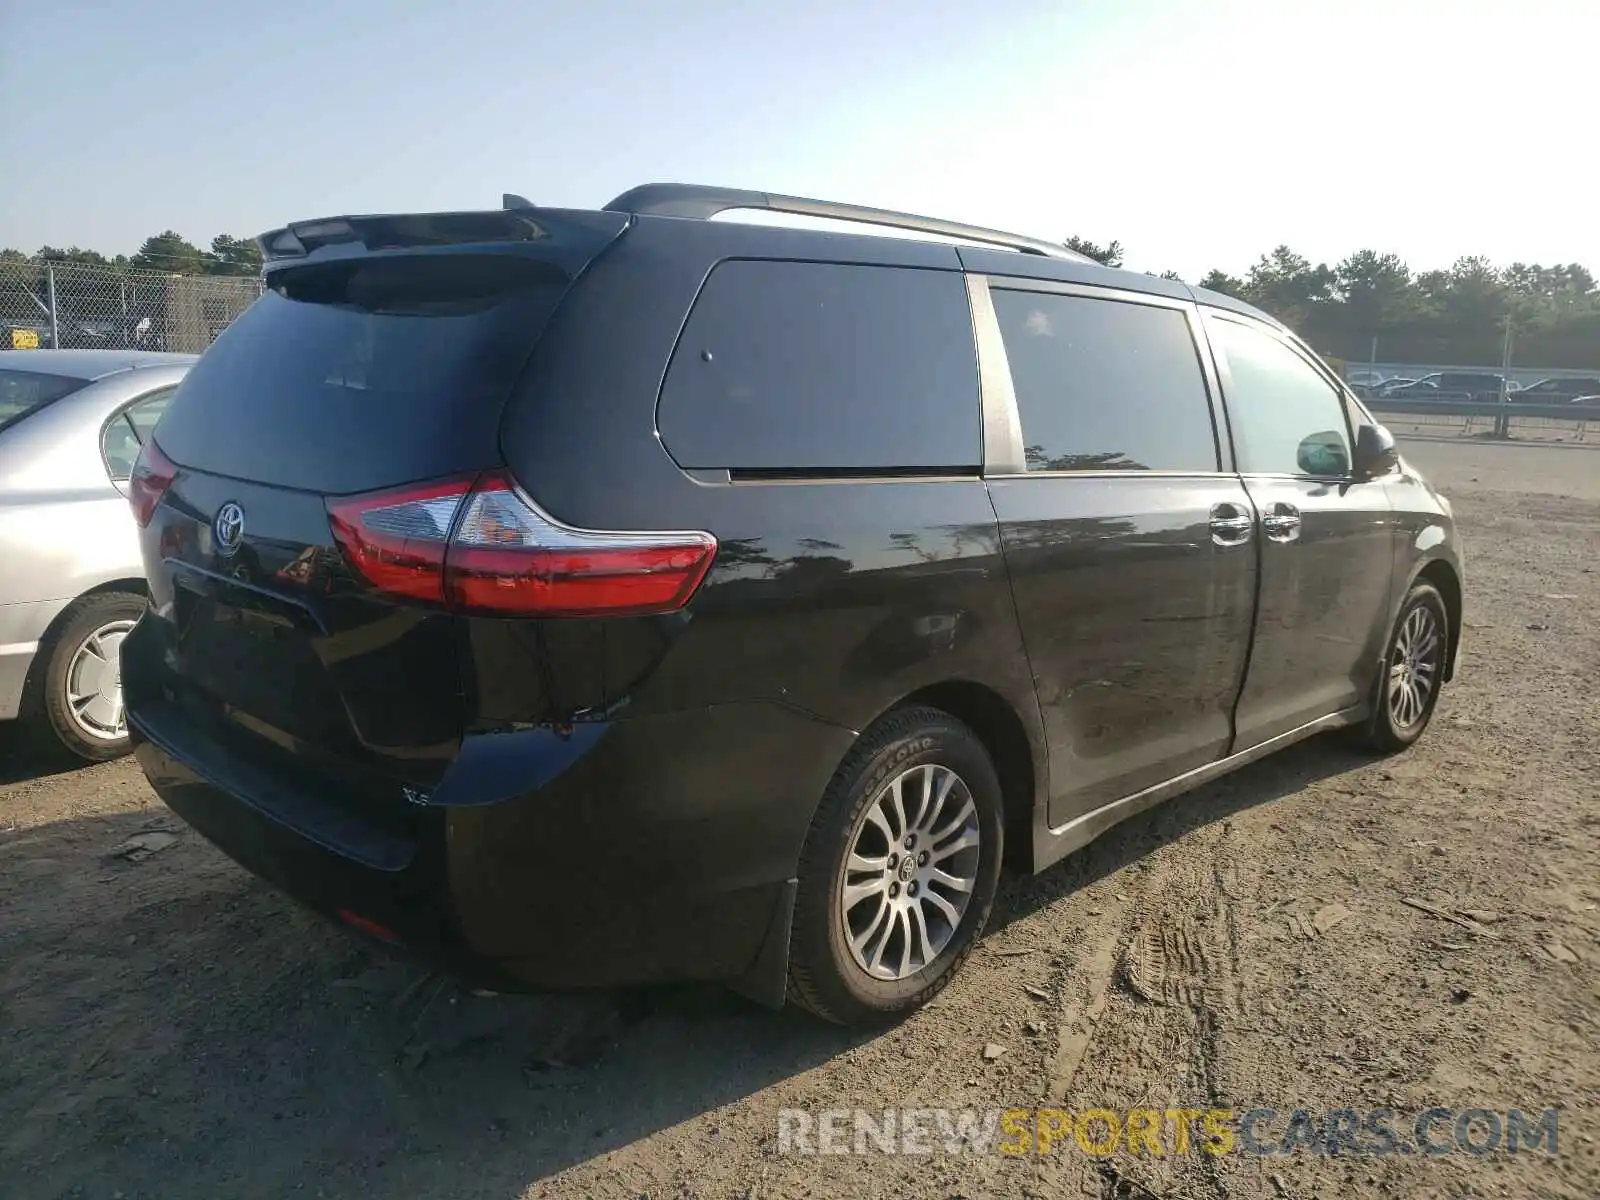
[1374, 376, 1429, 397]
[1570, 394, 1600, 408]
[121, 186, 1462, 1025]
[1344, 369, 1390, 394]
[1380, 372, 1512, 402]
[0, 350, 195, 759]
[1511, 376, 1600, 403]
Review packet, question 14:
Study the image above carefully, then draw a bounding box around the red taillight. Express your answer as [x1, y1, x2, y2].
[128, 438, 178, 527]
[325, 471, 717, 618]
[444, 474, 718, 617]
[326, 477, 467, 605]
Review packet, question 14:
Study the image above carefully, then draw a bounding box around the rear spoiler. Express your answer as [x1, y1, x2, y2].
[257, 211, 550, 262]
[256, 205, 631, 272]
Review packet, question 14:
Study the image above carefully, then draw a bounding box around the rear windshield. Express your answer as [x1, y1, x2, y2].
[0, 368, 91, 432]
[155, 254, 570, 494]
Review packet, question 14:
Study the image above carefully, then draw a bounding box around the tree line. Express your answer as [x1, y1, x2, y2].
[0, 231, 262, 277]
[6, 229, 1596, 369]
[1064, 236, 1600, 369]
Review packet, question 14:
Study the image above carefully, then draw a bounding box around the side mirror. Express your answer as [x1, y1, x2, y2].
[1353, 423, 1399, 480]
[1296, 430, 1351, 477]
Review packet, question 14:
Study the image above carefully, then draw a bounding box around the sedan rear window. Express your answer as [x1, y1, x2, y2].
[0, 369, 91, 432]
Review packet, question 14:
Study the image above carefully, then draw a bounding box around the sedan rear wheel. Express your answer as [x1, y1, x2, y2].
[64, 618, 137, 742]
[36, 592, 146, 762]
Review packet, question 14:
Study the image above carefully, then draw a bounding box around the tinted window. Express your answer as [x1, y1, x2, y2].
[157, 254, 571, 493]
[658, 261, 979, 471]
[1210, 319, 1351, 476]
[0, 369, 90, 431]
[991, 290, 1216, 472]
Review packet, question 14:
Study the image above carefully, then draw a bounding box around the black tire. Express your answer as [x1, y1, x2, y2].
[787, 706, 1004, 1026]
[1360, 581, 1449, 753]
[29, 591, 146, 763]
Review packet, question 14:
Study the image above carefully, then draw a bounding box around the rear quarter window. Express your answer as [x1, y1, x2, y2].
[657, 260, 980, 472]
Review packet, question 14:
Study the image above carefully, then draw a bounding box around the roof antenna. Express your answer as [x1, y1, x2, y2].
[503, 193, 534, 210]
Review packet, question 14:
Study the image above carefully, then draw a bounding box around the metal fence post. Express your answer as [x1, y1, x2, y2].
[46, 263, 60, 349]
[1493, 316, 1515, 439]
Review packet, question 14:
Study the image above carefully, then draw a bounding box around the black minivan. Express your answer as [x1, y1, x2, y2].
[123, 185, 1463, 1025]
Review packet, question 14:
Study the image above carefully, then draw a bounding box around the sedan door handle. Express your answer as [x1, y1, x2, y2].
[1261, 502, 1303, 543]
[1209, 502, 1254, 547]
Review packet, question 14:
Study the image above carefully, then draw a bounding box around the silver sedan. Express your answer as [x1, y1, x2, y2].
[0, 350, 195, 759]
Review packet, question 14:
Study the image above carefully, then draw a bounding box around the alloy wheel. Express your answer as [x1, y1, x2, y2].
[839, 763, 982, 981]
[1388, 604, 1442, 731]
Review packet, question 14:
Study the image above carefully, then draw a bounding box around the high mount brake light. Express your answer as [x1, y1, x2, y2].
[326, 472, 717, 618]
[128, 439, 178, 527]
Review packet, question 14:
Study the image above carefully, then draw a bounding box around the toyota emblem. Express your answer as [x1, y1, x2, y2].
[214, 501, 245, 556]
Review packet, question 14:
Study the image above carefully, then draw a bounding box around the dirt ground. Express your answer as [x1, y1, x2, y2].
[2, 434, 1596, 1200]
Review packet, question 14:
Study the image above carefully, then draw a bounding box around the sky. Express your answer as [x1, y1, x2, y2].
[2, 0, 1594, 280]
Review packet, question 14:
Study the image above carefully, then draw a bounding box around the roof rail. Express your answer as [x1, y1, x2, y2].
[604, 183, 1083, 261]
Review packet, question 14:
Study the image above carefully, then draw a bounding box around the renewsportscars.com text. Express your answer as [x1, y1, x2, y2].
[776, 1106, 1560, 1158]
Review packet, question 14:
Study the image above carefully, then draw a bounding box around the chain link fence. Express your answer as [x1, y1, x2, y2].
[1372, 406, 1599, 441]
[1, 258, 263, 355]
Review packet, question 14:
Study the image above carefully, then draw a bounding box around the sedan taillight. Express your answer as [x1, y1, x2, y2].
[326, 471, 718, 618]
[128, 439, 178, 527]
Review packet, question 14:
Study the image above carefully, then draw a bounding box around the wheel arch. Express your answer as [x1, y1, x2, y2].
[21, 578, 149, 707]
[889, 679, 1043, 873]
[1413, 558, 1462, 682]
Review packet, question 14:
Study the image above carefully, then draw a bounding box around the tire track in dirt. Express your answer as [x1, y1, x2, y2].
[1047, 889, 1139, 1104]
[1044, 814, 1253, 1200]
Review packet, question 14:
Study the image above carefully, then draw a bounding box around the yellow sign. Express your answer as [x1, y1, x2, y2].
[9, 328, 40, 349]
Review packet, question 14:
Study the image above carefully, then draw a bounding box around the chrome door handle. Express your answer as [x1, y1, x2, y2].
[1209, 502, 1254, 547]
[1261, 502, 1302, 543]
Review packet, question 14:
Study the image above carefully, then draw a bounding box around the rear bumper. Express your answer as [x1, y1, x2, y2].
[0, 638, 38, 721]
[129, 688, 853, 998]
[132, 731, 507, 982]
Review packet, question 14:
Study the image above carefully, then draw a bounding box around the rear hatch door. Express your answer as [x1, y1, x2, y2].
[133, 210, 629, 831]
